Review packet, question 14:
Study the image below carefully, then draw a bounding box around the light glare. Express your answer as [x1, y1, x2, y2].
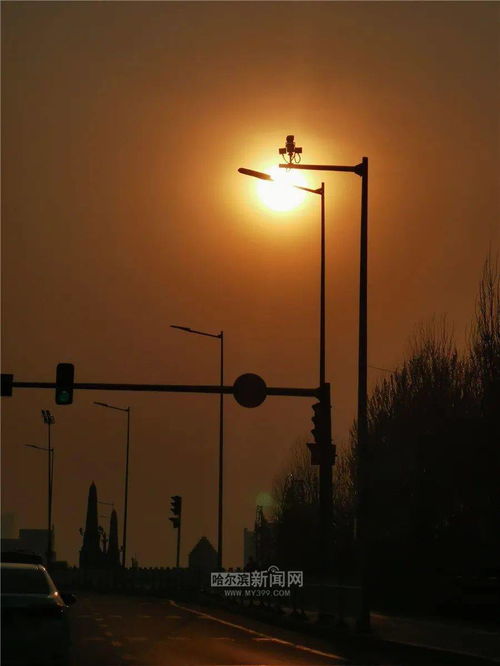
[257, 167, 307, 212]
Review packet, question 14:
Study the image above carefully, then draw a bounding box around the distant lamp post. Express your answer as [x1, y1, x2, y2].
[26, 438, 54, 567]
[171, 324, 224, 569]
[94, 401, 131, 568]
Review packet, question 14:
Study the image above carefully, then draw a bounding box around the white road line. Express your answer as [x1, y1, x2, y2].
[212, 637, 235, 641]
[138, 614, 152, 618]
[109, 614, 123, 618]
[165, 614, 183, 619]
[111, 640, 123, 647]
[171, 600, 344, 662]
[128, 636, 147, 641]
[167, 636, 187, 640]
[103, 631, 113, 637]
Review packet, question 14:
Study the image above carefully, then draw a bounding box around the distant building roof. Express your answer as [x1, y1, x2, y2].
[188, 537, 217, 571]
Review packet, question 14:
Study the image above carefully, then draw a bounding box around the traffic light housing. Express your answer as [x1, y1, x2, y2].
[307, 383, 336, 466]
[1, 374, 13, 397]
[55, 363, 74, 405]
[169, 495, 182, 529]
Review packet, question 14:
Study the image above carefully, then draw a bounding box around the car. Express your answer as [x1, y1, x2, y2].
[1, 562, 76, 666]
[1, 551, 44, 565]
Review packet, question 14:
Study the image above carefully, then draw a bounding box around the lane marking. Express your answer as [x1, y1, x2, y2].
[212, 636, 235, 641]
[111, 640, 123, 647]
[165, 614, 183, 619]
[109, 614, 123, 619]
[84, 637, 105, 642]
[128, 636, 147, 641]
[167, 636, 187, 640]
[170, 600, 344, 662]
[138, 614, 152, 618]
[104, 631, 113, 637]
[76, 614, 93, 618]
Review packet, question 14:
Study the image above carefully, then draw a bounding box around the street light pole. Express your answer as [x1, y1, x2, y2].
[123, 406, 130, 569]
[171, 325, 224, 568]
[319, 183, 326, 388]
[218, 330, 224, 569]
[237, 168, 326, 387]
[41, 410, 55, 567]
[26, 438, 54, 568]
[278, 139, 370, 631]
[238, 168, 333, 575]
[94, 401, 131, 568]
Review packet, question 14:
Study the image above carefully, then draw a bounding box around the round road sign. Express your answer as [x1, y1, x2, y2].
[233, 373, 267, 408]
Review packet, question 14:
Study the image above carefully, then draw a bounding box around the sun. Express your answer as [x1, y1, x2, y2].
[257, 167, 307, 212]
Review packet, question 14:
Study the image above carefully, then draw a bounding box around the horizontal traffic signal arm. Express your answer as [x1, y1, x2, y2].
[3, 378, 319, 398]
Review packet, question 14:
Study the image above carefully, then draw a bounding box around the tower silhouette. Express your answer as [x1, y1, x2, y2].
[79, 482, 104, 568]
[107, 508, 120, 568]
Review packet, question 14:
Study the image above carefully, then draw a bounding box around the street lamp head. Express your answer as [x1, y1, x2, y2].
[41, 409, 55, 425]
[239, 166, 322, 197]
[238, 168, 274, 182]
[26, 443, 48, 451]
[170, 325, 192, 333]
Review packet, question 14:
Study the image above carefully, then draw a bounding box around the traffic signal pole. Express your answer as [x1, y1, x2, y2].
[176, 513, 181, 569]
[318, 383, 333, 576]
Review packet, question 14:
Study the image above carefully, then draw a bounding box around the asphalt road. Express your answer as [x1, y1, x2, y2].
[68, 592, 349, 665]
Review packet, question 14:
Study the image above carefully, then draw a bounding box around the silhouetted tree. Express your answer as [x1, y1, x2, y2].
[347, 253, 500, 609]
[271, 439, 320, 573]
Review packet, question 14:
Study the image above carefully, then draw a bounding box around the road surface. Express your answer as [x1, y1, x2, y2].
[69, 592, 347, 665]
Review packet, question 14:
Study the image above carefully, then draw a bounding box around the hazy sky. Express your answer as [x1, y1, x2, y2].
[2, 1, 498, 567]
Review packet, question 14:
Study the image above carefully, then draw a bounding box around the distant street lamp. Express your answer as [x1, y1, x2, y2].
[94, 401, 131, 568]
[171, 324, 224, 569]
[276, 135, 370, 632]
[26, 439, 54, 567]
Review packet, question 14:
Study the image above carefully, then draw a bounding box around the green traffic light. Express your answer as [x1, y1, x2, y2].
[58, 390, 70, 404]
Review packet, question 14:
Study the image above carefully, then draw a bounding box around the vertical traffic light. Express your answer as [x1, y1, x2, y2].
[169, 495, 182, 568]
[169, 495, 182, 528]
[307, 401, 324, 465]
[55, 363, 74, 405]
[1, 374, 13, 397]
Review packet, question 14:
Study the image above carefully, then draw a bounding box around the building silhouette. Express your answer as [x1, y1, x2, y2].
[1, 528, 55, 565]
[243, 528, 256, 568]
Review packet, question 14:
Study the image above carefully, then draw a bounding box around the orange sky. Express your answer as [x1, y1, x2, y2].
[2, 1, 498, 567]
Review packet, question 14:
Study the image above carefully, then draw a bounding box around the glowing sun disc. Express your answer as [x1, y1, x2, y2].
[257, 167, 307, 212]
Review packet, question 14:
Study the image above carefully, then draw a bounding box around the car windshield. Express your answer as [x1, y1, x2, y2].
[1, 568, 51, 594]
